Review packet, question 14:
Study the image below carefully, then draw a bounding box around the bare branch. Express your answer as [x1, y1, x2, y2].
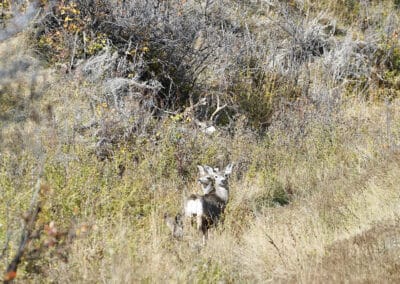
[209, 94, 227, 122]
[3, 163, 44, 283]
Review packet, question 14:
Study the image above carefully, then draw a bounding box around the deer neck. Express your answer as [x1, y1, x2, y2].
[215, 185, 229, 203]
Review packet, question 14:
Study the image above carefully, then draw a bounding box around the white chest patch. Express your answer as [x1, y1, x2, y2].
[184, 198, 203, 216]
[216, 188, 229, 203]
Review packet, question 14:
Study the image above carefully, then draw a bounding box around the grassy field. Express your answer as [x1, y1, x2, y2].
[1, 0, 400, 282]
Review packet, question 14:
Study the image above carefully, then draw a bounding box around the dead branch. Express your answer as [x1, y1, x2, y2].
[3, 172, 43, 283]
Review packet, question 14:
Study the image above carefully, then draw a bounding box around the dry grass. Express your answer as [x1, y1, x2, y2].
[2, 1, 400, 281]
[10, 94, 398, 283]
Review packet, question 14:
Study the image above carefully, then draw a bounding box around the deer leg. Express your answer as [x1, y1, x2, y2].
[202, 228, 208, 245]
[198, 216, 209, 245]
[196, 215, 207, 245]
[196, 214, 203, 232]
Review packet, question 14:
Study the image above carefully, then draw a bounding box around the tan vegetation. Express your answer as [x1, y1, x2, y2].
[1, 0, 400, 282]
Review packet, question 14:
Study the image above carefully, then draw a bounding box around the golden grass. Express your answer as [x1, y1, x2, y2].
[22, 98, 398, 283]
[2, 32, 400, 283]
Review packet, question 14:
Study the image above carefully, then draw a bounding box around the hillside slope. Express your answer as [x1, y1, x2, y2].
[1, 0, 400, 282]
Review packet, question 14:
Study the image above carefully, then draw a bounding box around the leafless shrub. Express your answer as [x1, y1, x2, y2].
[81, 49, 118, 82]
[35, 0, 400, 155]
[262, 2, 332, 73]
[0, 1, 37, 41]
[324, 34, 378, 83]
[35, 0, 271, 155]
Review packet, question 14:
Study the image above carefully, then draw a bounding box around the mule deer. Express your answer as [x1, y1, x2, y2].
[196, 165, 215, 194]
[164, 164, 216, 238]
[184, 163, 233, 244]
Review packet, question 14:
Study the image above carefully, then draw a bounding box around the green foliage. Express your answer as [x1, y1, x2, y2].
[85, 33, 108, 55]
[253, 174, 291, 209]
[387, 46, 400, 72]
[232, 71, 301, 130]
[193, 259, 232, 283]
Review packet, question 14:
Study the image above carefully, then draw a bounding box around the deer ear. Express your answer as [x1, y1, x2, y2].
[224, 163, 233, 175]
[197, 165, 206, 176]
[204, 165, 214, 175]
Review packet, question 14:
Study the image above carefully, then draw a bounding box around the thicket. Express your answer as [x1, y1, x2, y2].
[34, 0, 400, 138]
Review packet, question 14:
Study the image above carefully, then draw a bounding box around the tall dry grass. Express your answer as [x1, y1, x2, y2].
[2, 1, 400, 282]
[13, 92, 399, 283]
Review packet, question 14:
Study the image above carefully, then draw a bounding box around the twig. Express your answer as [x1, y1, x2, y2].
[69, 31, 79, 73]
[4, 202, 41, 283]
[3, 166, 44, 283]
[265, 232, 286, 266]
